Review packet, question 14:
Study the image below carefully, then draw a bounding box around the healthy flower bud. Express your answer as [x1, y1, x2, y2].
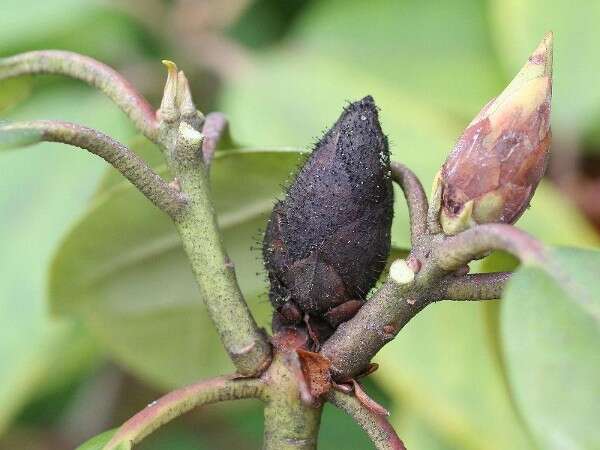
[263, 96, 393, 339]
[432, 33, 553, 235]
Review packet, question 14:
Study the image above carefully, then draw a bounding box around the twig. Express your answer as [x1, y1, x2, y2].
[320, 280, 425, 379]
[321, 226, 546, 379]
[0, 50, 158, 141]
[157, 62, 272, 376]
[104, 375, 265, 450]
[262, 344, 323, 450]
[326, 390, 406, 450]
[436, 272, 511, 301]
[391, 161, 428, 243]
[0, 120, 185, 217]
[436, 224, 547, 271]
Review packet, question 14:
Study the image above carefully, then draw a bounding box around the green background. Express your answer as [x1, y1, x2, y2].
[1, 1, 599, 449]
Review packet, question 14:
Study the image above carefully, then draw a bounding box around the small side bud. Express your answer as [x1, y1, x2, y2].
[158, 60, 179, 123]
[389, 259, 415, 285]
[433, 33, 553, 235]
[178, 122, 203, 148]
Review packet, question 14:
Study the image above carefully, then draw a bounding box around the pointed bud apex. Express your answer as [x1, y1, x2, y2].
[158, 60, 179, 123]
[435, 33, 553, 235]
[176, 71, 203, 129]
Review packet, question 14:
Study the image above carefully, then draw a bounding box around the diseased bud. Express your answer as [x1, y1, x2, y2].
[432, 33, 553, 235]
[263, 96, 394, 342]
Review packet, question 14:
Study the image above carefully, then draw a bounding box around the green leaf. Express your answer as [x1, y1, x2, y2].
[374, 300, 535, 450]
[292, 0, 503, 119]
[490, 0, 600, 131]
[501, 247, 600, 450]
[0, 78, 31, 113]
[0, 85, 135, 432]
[76, 429, 117, 450]
[50, 149, 303, 388]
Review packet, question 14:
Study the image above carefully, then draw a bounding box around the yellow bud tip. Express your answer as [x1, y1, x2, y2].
[158, 60, 180, 122]
[161, 59, 178, 74]
[528, 32, 553, 78]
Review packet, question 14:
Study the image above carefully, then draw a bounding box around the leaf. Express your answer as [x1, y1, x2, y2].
[50, 149, 303, 388]
[501, 247, 600, 450]
[389, 407, 460, 450]
[76, 429, 117, 450]
[374, 300, 535, 450]
[490, 0, 600, 132]
[0, 86, 135, 432]
[292, 0, 503, 119]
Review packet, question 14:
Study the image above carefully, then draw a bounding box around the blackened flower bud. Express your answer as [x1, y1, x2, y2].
[263, 96, 394, 336]
[432, 33, 553, 235]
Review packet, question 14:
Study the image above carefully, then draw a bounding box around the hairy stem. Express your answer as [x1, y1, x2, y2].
[0, 50, 158, 141]
[0, 120, 184, 217]
[105, 375, 265, 450]
[437, 224, 547, 271]
[437, 272, 511, 301]
[326, 391, 406, 450]
[391, 162, 428, 243]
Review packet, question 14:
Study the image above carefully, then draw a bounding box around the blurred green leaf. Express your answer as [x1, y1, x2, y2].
[0, 0, 100, 52]
[50, 149, 303, 388]
[0, 0, 148, 62]
[0, 79, 31, 113]
[0, 85, 135, 432]
[374, 300, 535, 450]
[76, 429, 117, 450]
[490, 0, 600, 132]
[390, 408, 459, 450]
[293, 0, 503, 119]
[501, 247, 600, 450]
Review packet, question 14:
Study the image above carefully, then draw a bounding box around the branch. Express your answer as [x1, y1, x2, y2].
[436, 223, 547, 271]
[391, 162, 428, 243]
[0, 120, 185, 217]
[436, 272, 511, 301]
[104, 375, 265, 450]
[262, 344, 323, 450]
[0, 50, 158, 141]
[156, 62, 272, 376]
[326, 390, 406, 450]
[320, 279, 425, 379]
